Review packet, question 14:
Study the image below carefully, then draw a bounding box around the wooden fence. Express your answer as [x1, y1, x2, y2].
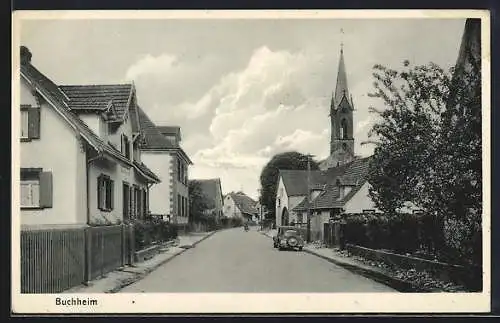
[21, 228, 86, 293]
[21, 224, 135, 293]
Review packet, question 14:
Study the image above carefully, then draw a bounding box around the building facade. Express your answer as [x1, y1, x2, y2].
[20, 46, 160, 229]
[138, 111, 193, 231]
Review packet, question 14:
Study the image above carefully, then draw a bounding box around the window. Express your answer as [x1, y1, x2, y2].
[340, 119, 348, 139]
[135, 187, 142, 218]
[20, 105, 40, 141]
[20, 168, 52, 209]
[121, 135, 130, 159]
[21, 110, 29, 138]
[143, 189, 148, 217]
[97, 175, 114, 211]
[177, 194, 182, 218]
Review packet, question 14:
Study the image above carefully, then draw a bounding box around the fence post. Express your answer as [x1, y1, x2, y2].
[129, 224, 136, 266]
[121, 224, 126, 267]
[84, 227, 92, 284]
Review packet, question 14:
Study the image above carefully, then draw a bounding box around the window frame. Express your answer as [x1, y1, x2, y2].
[98, 174, 114, 212]
[20, 168, 52, 209]
[20, 108, 29, 140]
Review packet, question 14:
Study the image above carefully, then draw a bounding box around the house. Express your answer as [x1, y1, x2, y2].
[291, 157, 376, 240]
[189, 178, 224, 220]
[223, 192, 258, 222]
[138, 109, 193, 232]
[18, 46, 164, 293]
[19, 46, 161, 228]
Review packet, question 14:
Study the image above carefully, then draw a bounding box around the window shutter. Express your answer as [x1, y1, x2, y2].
[109, 180, 114, 210]
[28, 108, 41, 139]
[39, 171, 52, 208]
[97, 176, 103, 209]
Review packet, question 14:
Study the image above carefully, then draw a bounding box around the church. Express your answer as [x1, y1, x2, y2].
[274, 45, 378, 241]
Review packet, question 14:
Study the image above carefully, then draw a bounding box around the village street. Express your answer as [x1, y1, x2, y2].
[119, 227, 396, 293]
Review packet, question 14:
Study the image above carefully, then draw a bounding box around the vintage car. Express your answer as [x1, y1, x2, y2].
[273, 226, 304, 251]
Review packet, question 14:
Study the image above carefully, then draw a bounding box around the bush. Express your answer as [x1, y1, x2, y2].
[343, 212, 461, 263]
[131, 218, 178, 250]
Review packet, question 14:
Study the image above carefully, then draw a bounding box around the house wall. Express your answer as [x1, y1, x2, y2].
[79, 114, 101, 138]
[171, 152, 189, 225]
[275, 176, 287, 226]
[223, 195, 243, 219]
[88, 158, 149, 225]
[310, 210, 331, 241]
[20, 80, 83, 226]
[141, 152, 172, 217]
[343, 182, 379, 213]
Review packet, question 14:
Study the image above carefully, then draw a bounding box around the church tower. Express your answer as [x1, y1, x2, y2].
[330, 46, 355, 156]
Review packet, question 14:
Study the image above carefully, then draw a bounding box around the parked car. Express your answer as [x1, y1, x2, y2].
[273, 226, 304, 251]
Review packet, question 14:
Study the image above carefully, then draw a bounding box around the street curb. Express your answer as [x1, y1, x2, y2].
[259, 231, 419, 292]
[107, 230, 218, 293]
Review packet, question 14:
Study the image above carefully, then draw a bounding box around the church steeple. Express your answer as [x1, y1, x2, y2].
[330, 45, 355, 157]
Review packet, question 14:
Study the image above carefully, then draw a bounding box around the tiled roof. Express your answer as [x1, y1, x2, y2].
[59, 84, 133, 119]
[20, 47, 160, 184]
[229, 192, 258, 215]
[137, 107, 178, 150]
[189, 178, 222, 209]
[279, 170, 325, 197]
[290, 156, 371, 211]
[137, 107, 193, 164]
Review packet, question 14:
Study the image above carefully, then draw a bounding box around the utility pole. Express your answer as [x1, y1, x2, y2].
[305, 154, 314, 243]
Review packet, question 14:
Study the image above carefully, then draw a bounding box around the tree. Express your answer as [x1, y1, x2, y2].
[259, 151, 320, 220]
[366, 60, 453, 213]
[366, 19, 482, 266]
[188, 181, 210, 223]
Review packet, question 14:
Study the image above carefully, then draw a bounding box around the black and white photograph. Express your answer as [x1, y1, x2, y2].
[12, 10, 490, 313]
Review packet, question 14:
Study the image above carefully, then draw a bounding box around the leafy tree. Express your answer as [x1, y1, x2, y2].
[366, 19, 482, 266]
[188, 181, 210, 223]
[259, 151, 319, 220]
[366, 60, 453, 213]
[434, 20, 482, 265]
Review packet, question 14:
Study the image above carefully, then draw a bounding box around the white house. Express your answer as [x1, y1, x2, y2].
[223, 192, 258, 222]
[138, 109, 193, 232]
[19, 46, 161, 229]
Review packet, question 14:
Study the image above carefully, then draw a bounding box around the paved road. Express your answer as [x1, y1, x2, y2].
[120, 227, 396, 293]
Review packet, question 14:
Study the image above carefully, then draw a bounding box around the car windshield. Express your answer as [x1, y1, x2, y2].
[284, 230, 299, 237]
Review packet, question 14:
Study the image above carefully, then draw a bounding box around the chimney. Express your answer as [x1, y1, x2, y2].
[20, 46, 32, 65]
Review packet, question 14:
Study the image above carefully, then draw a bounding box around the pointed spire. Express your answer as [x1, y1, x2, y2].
[333, 46, 350, 108]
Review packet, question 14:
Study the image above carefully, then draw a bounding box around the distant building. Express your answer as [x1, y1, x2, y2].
[223, 192, 258, 222]
[138, 110, 193, 232]
[189, 178, 224, 220]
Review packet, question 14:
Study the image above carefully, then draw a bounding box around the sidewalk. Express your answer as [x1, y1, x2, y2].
[259, 229, 412, 292]
[64, 231, 217, 294]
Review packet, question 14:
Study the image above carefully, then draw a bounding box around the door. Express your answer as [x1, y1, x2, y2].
[123, 182, 130, 221]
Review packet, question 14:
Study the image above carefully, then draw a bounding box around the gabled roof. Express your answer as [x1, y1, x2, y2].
[137, 106, 177, 149]
[59, 84, 132, 117]
[291, 156, 371, 211]
[229, 192, 258, 215]
[137, 107, 193, 164]
[189, 178, 223, 209]
[20, 46, 160, 184]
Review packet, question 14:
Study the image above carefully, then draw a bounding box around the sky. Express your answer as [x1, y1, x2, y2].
[20, 17, 466, 200]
